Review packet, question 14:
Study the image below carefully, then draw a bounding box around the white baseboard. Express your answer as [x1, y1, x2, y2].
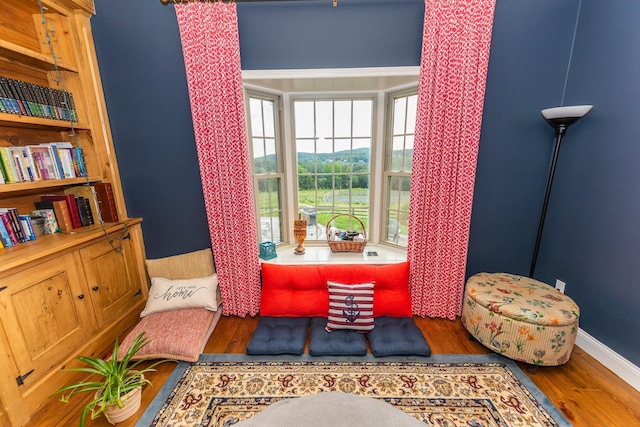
[576, 328, 640, 392]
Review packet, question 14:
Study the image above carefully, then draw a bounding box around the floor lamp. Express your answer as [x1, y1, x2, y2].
[529, 105, 593, 278]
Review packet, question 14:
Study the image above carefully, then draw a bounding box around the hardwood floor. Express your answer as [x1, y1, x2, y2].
[28, 315, 640, 427]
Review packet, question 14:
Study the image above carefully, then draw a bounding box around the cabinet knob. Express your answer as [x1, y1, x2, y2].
[78, 294, 85, 299]
[92, 286, 99, 291]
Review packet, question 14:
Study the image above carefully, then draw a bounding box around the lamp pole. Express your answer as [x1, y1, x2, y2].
[529, 124, 566, 278]
[529, 105, 592, 279]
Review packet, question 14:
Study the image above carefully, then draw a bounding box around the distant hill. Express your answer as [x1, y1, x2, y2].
[254, 147, 412, 172]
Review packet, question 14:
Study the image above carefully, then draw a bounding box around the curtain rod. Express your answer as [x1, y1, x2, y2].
[161, 0, 338, 6]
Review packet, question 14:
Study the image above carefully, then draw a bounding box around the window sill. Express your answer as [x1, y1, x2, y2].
[260, 244, 407, 265]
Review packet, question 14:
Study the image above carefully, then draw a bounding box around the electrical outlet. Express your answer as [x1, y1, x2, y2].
[555, 279, 566, 294]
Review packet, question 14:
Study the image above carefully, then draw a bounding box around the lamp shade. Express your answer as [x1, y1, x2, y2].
[541, 105, 593, 128]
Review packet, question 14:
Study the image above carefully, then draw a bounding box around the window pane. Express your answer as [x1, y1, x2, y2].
[393, 97, 407, 135]
[250, 98, 264, 137]
[297, 139, 316, 174]
[334, 174, 349, 190]
[294, 98, 373, 240]
[316, 101, 333, 138]
[252, 138, 265, 172]
[257, 177, 283, 244]
[317, 136, 333, 155]
[334, 101, 352, 137]
[353, 174, 369, 194]
[400, 176, 411, 203]
[295, 101, 315, 138]
[265, 138, 277, 173]
[263, 100, 275, 138]
[353, 138, 370, 172]
[391, 136, 404, 172]
[386, 209, 399, 241]
[404, 135, 414, 172]
[334, 139, 351, 160]
[406, 94, 417, 133]
[298, 172, 315, 193]
[383, 90, 416, 248]
[248, 91, 285, 245]
[353, 100, 372, 137]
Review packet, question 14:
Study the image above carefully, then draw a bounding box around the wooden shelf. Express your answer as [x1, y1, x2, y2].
[0, 2, 146, 425]
[0, 112, 89, 130]
[0, 177, 101, 194]
[0, 218, 142, 275]
[0, 39, 77, 73]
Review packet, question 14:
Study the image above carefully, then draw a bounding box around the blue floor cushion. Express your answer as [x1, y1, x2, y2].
[367, 316, 431, 357]
[246, 317, 309, 355]
[308, 317, 368, 356]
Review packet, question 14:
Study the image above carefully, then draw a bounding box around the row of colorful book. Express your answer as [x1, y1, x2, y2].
[0, 183, 119, 249]
[0, 75, 78, 122]
[0, 142, 87, 184]
[0, 208, 38, 248]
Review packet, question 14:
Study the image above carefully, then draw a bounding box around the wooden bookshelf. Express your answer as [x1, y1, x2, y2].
[0, 1, 148, 425]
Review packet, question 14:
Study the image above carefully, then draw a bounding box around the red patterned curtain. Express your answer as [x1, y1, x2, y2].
[408, 0, 496, 319]
[175, 2, 260, 316]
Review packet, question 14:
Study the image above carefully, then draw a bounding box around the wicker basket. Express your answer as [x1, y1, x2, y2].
[325, 213, 367, 253]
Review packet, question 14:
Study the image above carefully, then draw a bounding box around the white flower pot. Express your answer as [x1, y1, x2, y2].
[103, 385, 142, 425]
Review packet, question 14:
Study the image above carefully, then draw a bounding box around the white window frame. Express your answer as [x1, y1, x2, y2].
[243, 67, 419, 249]
[245, 88, 288, 245]
[382, 87, 418, 247]
[289, 93, 376, 242]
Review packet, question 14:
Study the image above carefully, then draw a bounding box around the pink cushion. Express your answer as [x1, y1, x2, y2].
[118, 308, 221, 362]
[326, 281, 375, 332]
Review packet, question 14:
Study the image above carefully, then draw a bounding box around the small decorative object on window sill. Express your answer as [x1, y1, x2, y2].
[293, 213, 307, 255]
[326, 213, 367, 253]
[259, 241, 277, 260]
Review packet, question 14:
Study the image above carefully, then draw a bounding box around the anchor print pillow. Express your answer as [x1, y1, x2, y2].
[326, 281, 375, 332]
[141, 274, 218, 317]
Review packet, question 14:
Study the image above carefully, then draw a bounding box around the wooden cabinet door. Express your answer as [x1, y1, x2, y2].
[80, 234, 144, 327]
[0, 254, 93, 392]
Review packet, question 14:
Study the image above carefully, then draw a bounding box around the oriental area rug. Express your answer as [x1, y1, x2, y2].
[135, 354, 571, 427]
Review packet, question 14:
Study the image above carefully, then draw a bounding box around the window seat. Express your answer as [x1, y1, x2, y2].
[260, 244, 407, 265]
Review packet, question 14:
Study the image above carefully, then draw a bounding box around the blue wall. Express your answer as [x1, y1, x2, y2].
[91, 0, 639, 365]
[91, 0, 424, 259]
[533, 0, 640, 365]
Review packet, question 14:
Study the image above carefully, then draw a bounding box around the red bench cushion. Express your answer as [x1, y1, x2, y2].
[260, 262, 412, 317]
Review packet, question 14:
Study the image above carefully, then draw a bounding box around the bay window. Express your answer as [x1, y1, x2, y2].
[246, 71, 417, 249]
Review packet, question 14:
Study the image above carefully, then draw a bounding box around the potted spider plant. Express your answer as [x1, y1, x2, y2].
[51, 332, 173, 426]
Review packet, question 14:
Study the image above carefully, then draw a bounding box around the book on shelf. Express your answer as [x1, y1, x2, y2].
[11, 147, 40, 182]
[77, 197, 92, 226]
[0, 212, 18, 245]
[27, 145, 59, 180]
[0, 208, 26, 243]
[0, 76, 23, 115]
[0, 143, 87, 184]
[40, 194, 82, 229]
[34, 200, 74, 232]
[57, 147, 76, 179]
[31, 209, 59, 233]
[92, 182, 119, 223]
[18, 215, 36, 241]
[64, 185, 101, 224]
[0, 75, 78, 122]
[0, 216, 12, 247]
[0, 148, 18, 183]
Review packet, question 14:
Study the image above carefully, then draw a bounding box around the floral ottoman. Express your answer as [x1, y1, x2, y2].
[461, 272, 580, 367]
